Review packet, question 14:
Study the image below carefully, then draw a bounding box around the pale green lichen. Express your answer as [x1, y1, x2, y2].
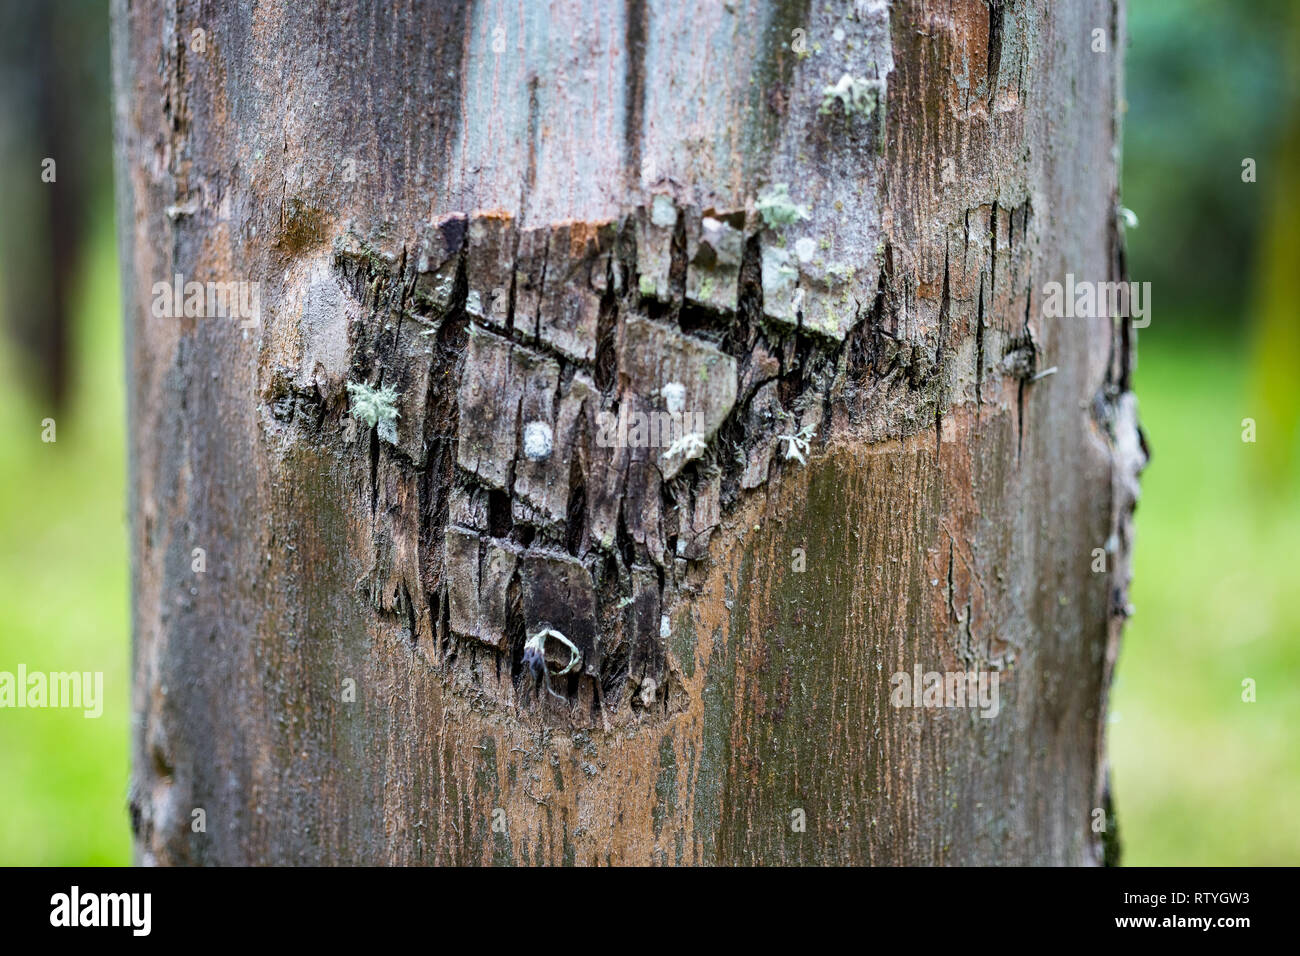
[778, 424, 817, 465]
[665, 432, 708, 461]
[756, 184, 812, 230]
[819, 73, 881, 118]
[347, 381, 400, 443]
[465, 290, 484, 317]
[523, 628, 583, 701]
[650, 194, 678, 228]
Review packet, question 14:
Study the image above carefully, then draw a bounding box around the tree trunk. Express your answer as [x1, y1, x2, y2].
[113, 0, 1142, 865]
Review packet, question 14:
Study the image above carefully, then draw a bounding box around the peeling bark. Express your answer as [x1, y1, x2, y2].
[115, 0, 1142, 865]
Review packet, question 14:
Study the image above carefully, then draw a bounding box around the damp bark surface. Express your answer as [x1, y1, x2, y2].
[114, 0, 1143, 865]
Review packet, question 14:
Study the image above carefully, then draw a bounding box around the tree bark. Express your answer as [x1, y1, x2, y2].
[114, 0, 1142, 865]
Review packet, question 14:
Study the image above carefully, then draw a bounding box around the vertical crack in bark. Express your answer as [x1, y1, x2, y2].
[987, 1, 1006, 106]
[988, 201, 998, 299]
[975, 272, 986, 409]
[622, 0, 647, 187]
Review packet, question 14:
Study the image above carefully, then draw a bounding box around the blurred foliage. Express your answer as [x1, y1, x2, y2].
[1244, 5, 1300, 485]
[0, 0, 112, 409]
[1123, 0, 1296, 318]
[1116, 0, 1300, 865]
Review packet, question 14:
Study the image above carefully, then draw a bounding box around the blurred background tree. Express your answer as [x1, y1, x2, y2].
[1125, 0, 1289, 318]
[1125, 0, 1300, 481]
[0, 0, 111, 411]
[1243, 3, 1300, 485]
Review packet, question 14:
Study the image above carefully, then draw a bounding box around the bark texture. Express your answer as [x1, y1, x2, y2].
[114, 0, 1143, 865]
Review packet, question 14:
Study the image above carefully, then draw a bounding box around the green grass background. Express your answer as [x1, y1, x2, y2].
[1113, 321, 1300, 865]
[0, 217, 130, 865]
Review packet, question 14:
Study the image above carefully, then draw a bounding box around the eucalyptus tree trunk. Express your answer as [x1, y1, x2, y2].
[113, 0, 1142, 865]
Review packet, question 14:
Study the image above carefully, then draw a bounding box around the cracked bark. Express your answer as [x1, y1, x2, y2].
[115, 0, 1142, 865]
